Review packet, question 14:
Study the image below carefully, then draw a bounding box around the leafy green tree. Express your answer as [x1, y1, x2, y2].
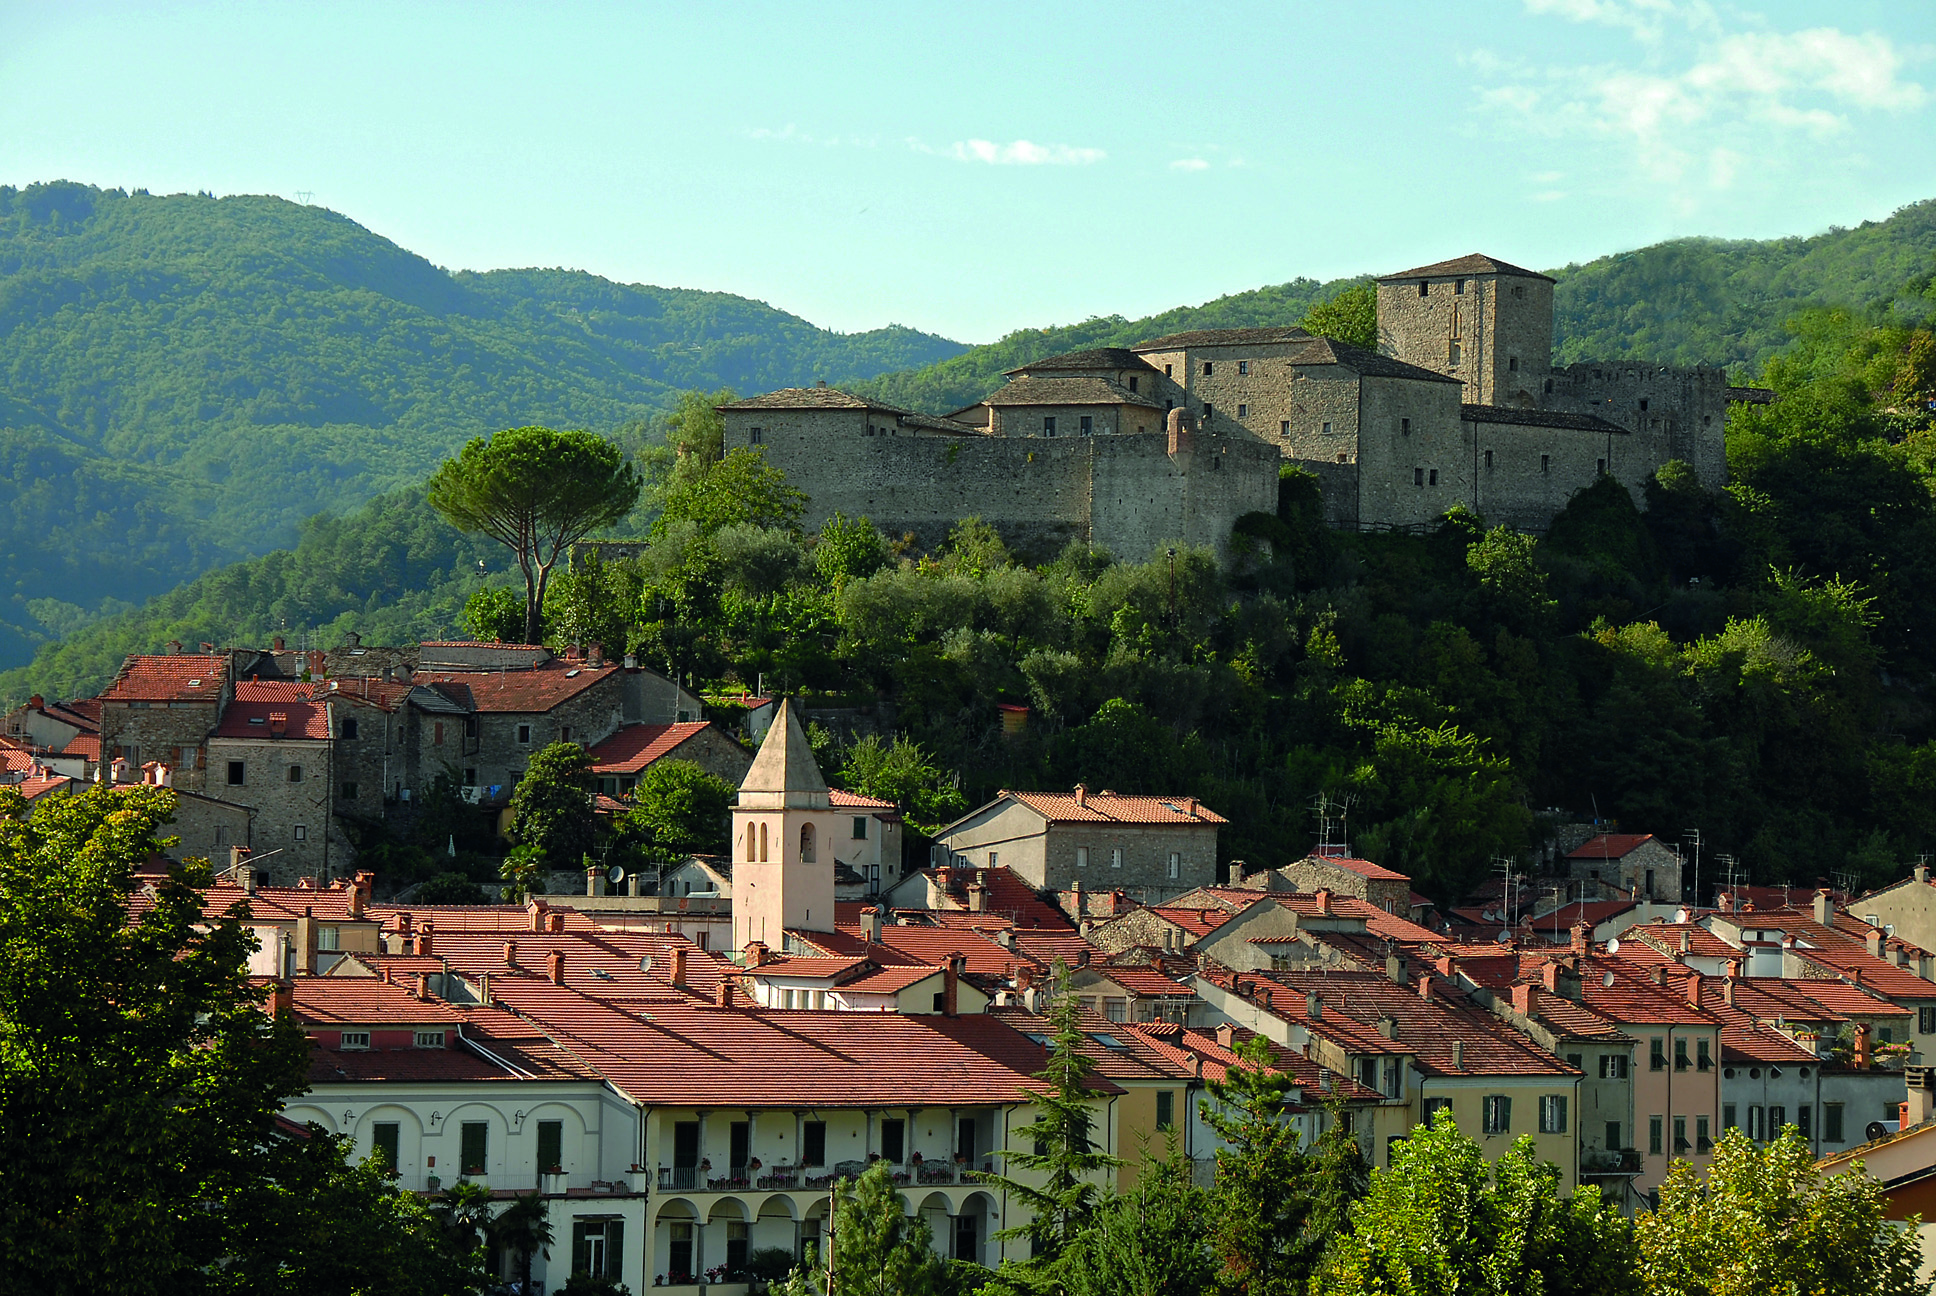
[777, 1159, 949, 1296]
[655, 447, 808, 538]
[0, 782, 470, 1295]
[816, 512, 891, 588]
[979, 960, 1121, 1273]
[1316, 1110, 1638, 1296]
[1060, 1140, 1216, 1296]
[461, 584, 525, 643]
[621, 759, 737, 866]
[1199, 1034, 1317, 1294]
[414, 870, 489, 904]
[499, 843, 547, 903]
[837, 733, 969, 836]
[1636, 1126, 1924, 1296]
[428, 425, 642, 643]
[508, 741, 595, 870]
[1300, 282, 1378, 350]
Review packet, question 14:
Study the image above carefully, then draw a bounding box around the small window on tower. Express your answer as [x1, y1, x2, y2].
[1322, 421, 1332, 434]
[1640, 398, 1649, 412]
[1237, 360, 1249, 376]
[1202, 362, 1213, 376]
[1456, 279, 1467, 295]
[1428, 469, 1439, 486]
[1236, 404, 1248, 418]
[1418, 282, 1429, 298]
[1079, 415, 1092, 434]
[1280, 420, 1290, 435]
[1128, 376, 1138, 392]
[1509, 357, 1519, 371]
[1598, 459, 1607, 475]
[1513, 285, 1525, 299]
[1401, 418, 1411, 435]
[749, 427, 764, 445]
[1541, 454, 1551, 474]
[1484, 449, 1494, 470]
[1544, 378, 1554, 394]
[1415, 467, 1425, 487]
[1449, 341, 1462, 366]
[1042, 416, 1056, 435]
[1164, 364, 1173, 377]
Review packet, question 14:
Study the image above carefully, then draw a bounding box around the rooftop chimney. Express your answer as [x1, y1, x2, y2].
[265, 979, 293, 1018]
[715, 976, 737, 1008]
[943, 957, 960, 1018]
[745, 940, 771, 968]
[967, 881, 986, 913]
[1919, 863, 1931, 885]
[272, 636, 285, 651]
[1307, 991, 1323, 1019]
[1513, 983, 1536, 1016]
[1571, 922, 1589, 956]
[1453, 1039, 1465, 1070]
[1868, 929, 1885, 959]
[546, 948, 565, 985]
[546, 911, 565, 934]
[862, 905, 884, 943]
[1315, 889, 1333, 916]
[1417, 973, 1434, 1001]
[1385, 950, 1405, 983]
[1856, 1022, 1873, 1070]
[503, 940, 518, 967]
[1686, 974, 1703, 1010]
[670, 945, 688, 988]
[346, 876, 365, 920]
[1814, 889, 1834, 925]
[1073, 783, 1088, 809]
[1215, 1022, 1235, 1050]
[415, 972, 431, 1000]
[527, 897, 548, 933]
[413, 921, 433, 958]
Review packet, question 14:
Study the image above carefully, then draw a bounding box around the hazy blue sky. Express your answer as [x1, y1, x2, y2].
[2, 1, 1930, 341]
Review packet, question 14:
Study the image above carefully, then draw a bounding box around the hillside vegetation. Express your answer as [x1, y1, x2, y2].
[0, 181, 963, 667]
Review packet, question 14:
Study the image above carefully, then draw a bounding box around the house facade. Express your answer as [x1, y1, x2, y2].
[933, 786, 1225, 901]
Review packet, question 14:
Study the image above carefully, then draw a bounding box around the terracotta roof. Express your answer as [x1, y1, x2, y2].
[1624, 922, 1740, 960]
[920, 866, 1072, 929]
[1568, 833, 1658, 861]
[1147, 906, 1235, 939]
[1003, 347, 1161, 377]
[101, 654, 228, 703]
[1707, 1001, 1822, 1065]
[1127, 1020, 1383, 1101]
[991, 1006, 1190, 1083]
[1085, 965, 1194, 998]
[585, 722, 716, 775]
[1300, 854, 1410, 882]
[830, 788, 896, 811]
[286, 977, 465, 1027]
[1714, 909, 1936, 1000]
[134, 878, 374, 925]
[1577, 955, 1721, 1027]
[997, 789, 1227, 826]
[415, 660, 616, 713]
[1762, 978, 1912, 1020]
[982, 375, 1163, 410]
[17, 772, 72, 801]
[234, 679, 317, 703]
[1377, 253, 1555, 283]
[1462, 404, 1629, 434]
[1525, 902, 1638, 935]
[833, 963, 950, 994]
[213, 700, 331, 741]
[60, 733, 100, 760]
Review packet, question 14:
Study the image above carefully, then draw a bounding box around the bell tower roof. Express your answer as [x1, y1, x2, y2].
[737, 697, 830, 810]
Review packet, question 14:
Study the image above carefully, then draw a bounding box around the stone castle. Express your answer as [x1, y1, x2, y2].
[720, 253, 1761, 556]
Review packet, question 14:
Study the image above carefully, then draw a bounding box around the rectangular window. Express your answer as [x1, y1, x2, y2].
[957, 1116, 977, 1161]
[804, 1121, 827, 1166]
[1076, 847, 1088, 869]
[1423, 1096, 1453, 1126]
[1456, 279, 1466, 295]
[1203, 403, 1213, 419]
[1567, 1053, 1583, 1071]
[748, 427, 763, 445]
[517, 724, 531, 744]
[1449, 341, 1462, 365]
[287, 764, 303, 783]
[1539, 1095, 1568, 1134]
[571, 1219, 624, 1279]
[1482, 1095, 1511, 1136]
[228, 761, 245, 786]
[988, 851, 998, 868]
[1799, 1106, 1812, 1138]
[1103, 997, 1128, 1022]
[1418, 281, 1429, 298]
[1647, 1038, 1665, 1071]
[462, 768, 477, 787]
[293, 825, 307, 841]
[852, 816, 868, 840]
[1881, 1027, 1895, 1044]
[340, 1030, 370, 1050]
[1768, 1106, 1785, 1136]
[1598, 458, 1607, 474]
[414, 1029, 443, 1048]
[1237, 360, 1249, 376]
[1428, 469, 1438, 486]
[1674, 1116, 1689, 1153]
[1723, 1103, 1737, 1131]
[1697, 1039, 1712, 1070]
[1280, 420, 1290, 435]
[1359, 1057, 1379, 1091]
[1639, 398, 1649, 412]
[1110, 848, 1123, 869]
[1128, 376, 1138, 392]
[881, 1118, 905, 1164]
[1508, 356, 1519, 371]
[1321, 420, 1332, 434]
[1599, 1054, 1629, 1079]
[1649, 1115, 1663, 1155]
[1415, 467, 1425, 487]
[1043, 416, 1056, 435]
[1541, 454, 1551, 474]
[1674, 1039, 1689, 1071]
[1484, 449, 1494, 469]
[316, 926, 340, 951]
[1606, 1121, 1621, 1150]
[1202, 362, 1213, 376]
[537, 1119, 562, 1172]
[1922, 1007, 1936, 1033]
[1401, 417, 1411, 435]
[1237, 404, 1248, 418]
[1825, 1104, 1844, 1142]
[1749, 1106, 1764, 1141]
[1156, 1090, 1175, 1131]
[341, 782, 358, 801]
[373, 1122, 400, 1171]
[1167, 852, 1180, 880]
[1079, 415, 1093, 434]
[433, 722, 445, 746]
[1697, 1115, 1712, 1153]
[460, 1122, 488, 1176]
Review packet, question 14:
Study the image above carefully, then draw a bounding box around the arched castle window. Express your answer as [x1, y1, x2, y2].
[800, 823, 817, 863]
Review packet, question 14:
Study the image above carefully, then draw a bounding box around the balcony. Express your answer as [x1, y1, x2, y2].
[660, 1159, 993, 1194]
[1579, 1147, 1642, 1176]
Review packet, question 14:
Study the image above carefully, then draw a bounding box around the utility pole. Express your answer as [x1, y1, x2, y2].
[1166, 547, 1177, 629]
[1684, 828, 1704, 910]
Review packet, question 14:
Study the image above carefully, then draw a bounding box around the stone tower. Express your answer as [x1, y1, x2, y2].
[731, 698, 841, 951]
[1375, 254, 1556, 409]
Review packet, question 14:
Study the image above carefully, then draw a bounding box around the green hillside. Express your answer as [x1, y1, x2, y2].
[0, 181, 965, 668]
[855, 198, 1936, 414]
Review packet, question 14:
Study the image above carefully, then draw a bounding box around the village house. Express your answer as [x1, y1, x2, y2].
[932, 785, 1225, 902]
[1567, 833, 1684, 903]
[585, 721, 752, 796]
[1233, 852, 1415, 916]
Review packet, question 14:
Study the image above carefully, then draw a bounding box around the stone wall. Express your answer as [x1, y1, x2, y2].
[204, 735, 346, 882]
[166, 790, 255, 866]
[1465, 416, 1628, 531]
[988, 401, 1162, 439]
[1375, 271, 1555, 407]
[101, 698, 223, 793]
[1547, 362, 1729, 491]
[1356, 373, 1469, 529]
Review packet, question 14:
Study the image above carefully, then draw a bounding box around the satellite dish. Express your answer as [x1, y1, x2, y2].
[1496, 932, 1512, 944]
[1607, 938, 1621, 954]
[1887, 924, 1897, 936]
[639, 955, 654, 973]
[1867, 1121, 1889, 1142]
[608, 865, 626, 886]
[1603, 972, 1616, 988]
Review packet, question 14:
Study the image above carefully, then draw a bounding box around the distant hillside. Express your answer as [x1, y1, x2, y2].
[0, 181, 965, 668]
[856, 198, 1936, 414]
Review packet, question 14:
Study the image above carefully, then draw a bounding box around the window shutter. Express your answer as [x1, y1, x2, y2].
[604, 1220, 624, 1277]
[572, 1221, 590, 1274]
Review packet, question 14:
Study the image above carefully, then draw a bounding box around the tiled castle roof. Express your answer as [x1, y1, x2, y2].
[1378, 253, 1555, 283]
[983, 376, 1163, 409]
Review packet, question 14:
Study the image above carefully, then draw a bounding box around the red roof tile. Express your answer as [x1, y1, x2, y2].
[586, 722, 717, 774]
[1002, 789, 1228, 826]
[830, 788, 896, 810]
[17, 772, 73, 801]
[1085, 965, 1194, 998]
[213, 700, 331, 740]
[234, 679, 317, 703]
[1567, 833, 1657, 861]
[1302, 854, 1410, 882]
[287, 977, 465, 1027]
[1126, 1021, 1384, 1101]
[59, 733, 100, 760]
[101, 654, 228, 703]
[415, 661, 616, 713]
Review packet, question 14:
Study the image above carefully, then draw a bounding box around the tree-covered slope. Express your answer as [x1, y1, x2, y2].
[0, 181, 964, 667]
[857, 198, 1936, 415]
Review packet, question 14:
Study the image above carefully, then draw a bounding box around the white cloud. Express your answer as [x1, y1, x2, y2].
[1475, 18, 1927, 197]
[1170, 157, 1210, 171]
[927, 138, 1106, 166]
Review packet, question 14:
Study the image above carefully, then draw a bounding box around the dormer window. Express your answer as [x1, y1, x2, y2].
[415, 1030, 445, 1049]
[340, 1031, 370, 1051]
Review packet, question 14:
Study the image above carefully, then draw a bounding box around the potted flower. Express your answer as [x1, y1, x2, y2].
[748, 1156, 762, 1171]
[909, 1151, 923, 1166]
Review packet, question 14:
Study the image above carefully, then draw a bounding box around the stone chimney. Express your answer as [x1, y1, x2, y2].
[1385, 949, 1405, 983]
[1542, 962, 1564, 994]
[265, 979, 293, 1018]
[1452, 1039, 1465, 1070]
[527, 897, 549, 933]
[1814, 889, 1834, 925]
[745, 940, 771, 968]
[1417, 973, 1434, 1001]
[670, 945, 688, 988]
[967, 880, 986, 913]
[715, 976, 737, 1008]
[546, 948, 565, 985]
[862, 905, 884, 943]
[1907, 1066, 1936, 1127]
[1686, 974, 1703, 1010]
[1513, 983, 1536, 1016]
[1073, 783, 1088, 809]
[1166, 406, 1194, 455]
[295, 907, 316, 975]
[413, 921, 433, 959]
[238, 861, 256, 896]
[546, 910, 565, 934]
[415, 972, 431, 1000]
[1868, 929, 1885, 959]
[503, 940, 518, 967]
[346, 876, 365, 920]
[1306, 991, 1323, 1019]
[943, 955, 965, 1017]
[1856, 1022, 1872, 1069]
[1215, 1022, 1235, 1050]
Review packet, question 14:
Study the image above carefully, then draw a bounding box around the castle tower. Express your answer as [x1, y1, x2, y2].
[1375, 254, 1555, 409]
[731, 698, 840, 952]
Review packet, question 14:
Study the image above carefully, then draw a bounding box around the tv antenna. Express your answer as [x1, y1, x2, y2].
[1312, 793, 1353, 859]
[1684, 828, 1704, 910]
[296, 190, 314, 204]
[1717, 853, 1742, 902]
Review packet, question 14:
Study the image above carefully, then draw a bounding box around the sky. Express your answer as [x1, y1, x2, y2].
[1, 0, 1931, 343]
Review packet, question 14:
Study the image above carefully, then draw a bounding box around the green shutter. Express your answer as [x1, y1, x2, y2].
[537, 1120, 562, 1172]
[372, 1122, 400, 1170]
[604, 1220, 624, 1278]
[572, 1221, 590, 1274]
[461, 1122, 488, 1175]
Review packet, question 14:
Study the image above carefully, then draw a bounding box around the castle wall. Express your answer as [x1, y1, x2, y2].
[1547, 363, 1729, 490]
[1284, 366, 1362, 462]
[1088, 435, 1280, 561]
[1355, 374, 1469, 529]
[988, 401, 1160, 439]
[1466, 420, 1627, 532]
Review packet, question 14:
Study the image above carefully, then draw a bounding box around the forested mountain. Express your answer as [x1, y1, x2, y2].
[0, 181, 963, 668]
[854, 198, 1936, 414]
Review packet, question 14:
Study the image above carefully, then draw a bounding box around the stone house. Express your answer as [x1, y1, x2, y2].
[586, 722, 752, 797]
[207, 681, 346, 880]
[97, 652, 236, 794]
[1568, 833, 1683, 903]
[1235, 852, 1414, 915]
[931, 786, 1225, 901]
